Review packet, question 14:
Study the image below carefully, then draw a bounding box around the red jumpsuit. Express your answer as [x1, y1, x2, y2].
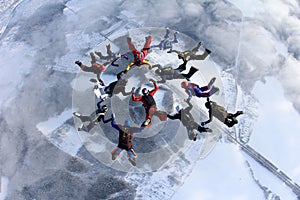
[131, 82, 167, 126]
[125, 36, 152, 72]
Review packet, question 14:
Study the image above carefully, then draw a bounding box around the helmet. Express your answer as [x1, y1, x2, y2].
[181, 80, 188, 88]
[176, 105, 181, 112]
[142, 88, 149, 95]
[102, 105, 108, 111]
[124, 120, 131, 127]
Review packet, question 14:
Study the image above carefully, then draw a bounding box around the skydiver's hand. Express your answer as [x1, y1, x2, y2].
[111, 113, 115, 120]
[131, 87, 135, 93]
[136, 87, 142, 94]
[149, 78, 156, 84]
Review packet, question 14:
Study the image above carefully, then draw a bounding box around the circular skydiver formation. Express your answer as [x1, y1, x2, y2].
[72, 27, 243, 172]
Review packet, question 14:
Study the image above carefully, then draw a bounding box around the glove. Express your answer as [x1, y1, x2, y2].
[149, 78, 156, 83]
[131, 87, 135, 93]
[75, 61, 82, 66]
[111, 113, 115, 120]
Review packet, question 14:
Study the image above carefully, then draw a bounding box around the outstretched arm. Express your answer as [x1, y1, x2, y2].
[185, 98, 193, 112]
[149, 79, 158, 96]
[111, 118, 122, 131]
[167, 113, 180, 120]
[131, 92, 143, 102]
[185, 88, 193, 100]
[131, 126, 145, 134]
[122, 90, 132, 96]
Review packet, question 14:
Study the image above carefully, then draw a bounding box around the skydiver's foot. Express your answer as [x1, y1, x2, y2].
[142, 119, 151, 127]
[73, 112, 81, 118]
[112, 152, 119, 160]
[95, 51, 103, 57]
[206, 48, 211, 54]
[235, 111, 244, 116]
[167, 49, 172, 53]
[207, 77, 216, 90]
[75, 61, 82, 67]
[77, 124, 83, 131]
[173, 31, 179, 43]
[128, 157, 136, 166]
[193, 133, 198, 141]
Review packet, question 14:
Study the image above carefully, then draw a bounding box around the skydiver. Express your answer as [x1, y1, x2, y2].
[122, 36, 152, 74]
[73, 104, 112, 132]
[201, 98, 244, 128]
[151, 27, 179, 52]
[167, 99, 212, 141]
[153, 64, 198, 83]
[75, 52, 110, 81]
[91, 73, 134, 98]
[181, 77, 219, 100]
[110, 114, 145, 166]
[131, 79, 167, 127]
[168, 42, 211, 62]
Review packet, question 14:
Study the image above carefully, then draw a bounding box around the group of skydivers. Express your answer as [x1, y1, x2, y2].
[73, 28, 243, 166]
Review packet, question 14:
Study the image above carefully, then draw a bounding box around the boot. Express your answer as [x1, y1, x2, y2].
[73, 112, 81, 117]
[128, 157, 136, 166]
[207, 77, 216, 88]
[182, 66, 198, 79]
[75, 61, 82, 67]
[234, 111, 244, 117]
[205, 48, 211, 54]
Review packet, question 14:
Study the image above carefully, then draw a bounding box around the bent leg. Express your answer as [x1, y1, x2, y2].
[143, 36, 152, 49]
[127, 37, 137, 51]
[90, 52, 97, 64]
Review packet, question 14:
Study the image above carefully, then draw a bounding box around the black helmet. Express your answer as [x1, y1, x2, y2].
[102, 105, 108, 111]
[142, 88, 149, 95]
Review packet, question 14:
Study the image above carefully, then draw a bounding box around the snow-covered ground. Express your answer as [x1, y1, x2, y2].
[250, 77, 300, 185]
[36, 109, 82, 156]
